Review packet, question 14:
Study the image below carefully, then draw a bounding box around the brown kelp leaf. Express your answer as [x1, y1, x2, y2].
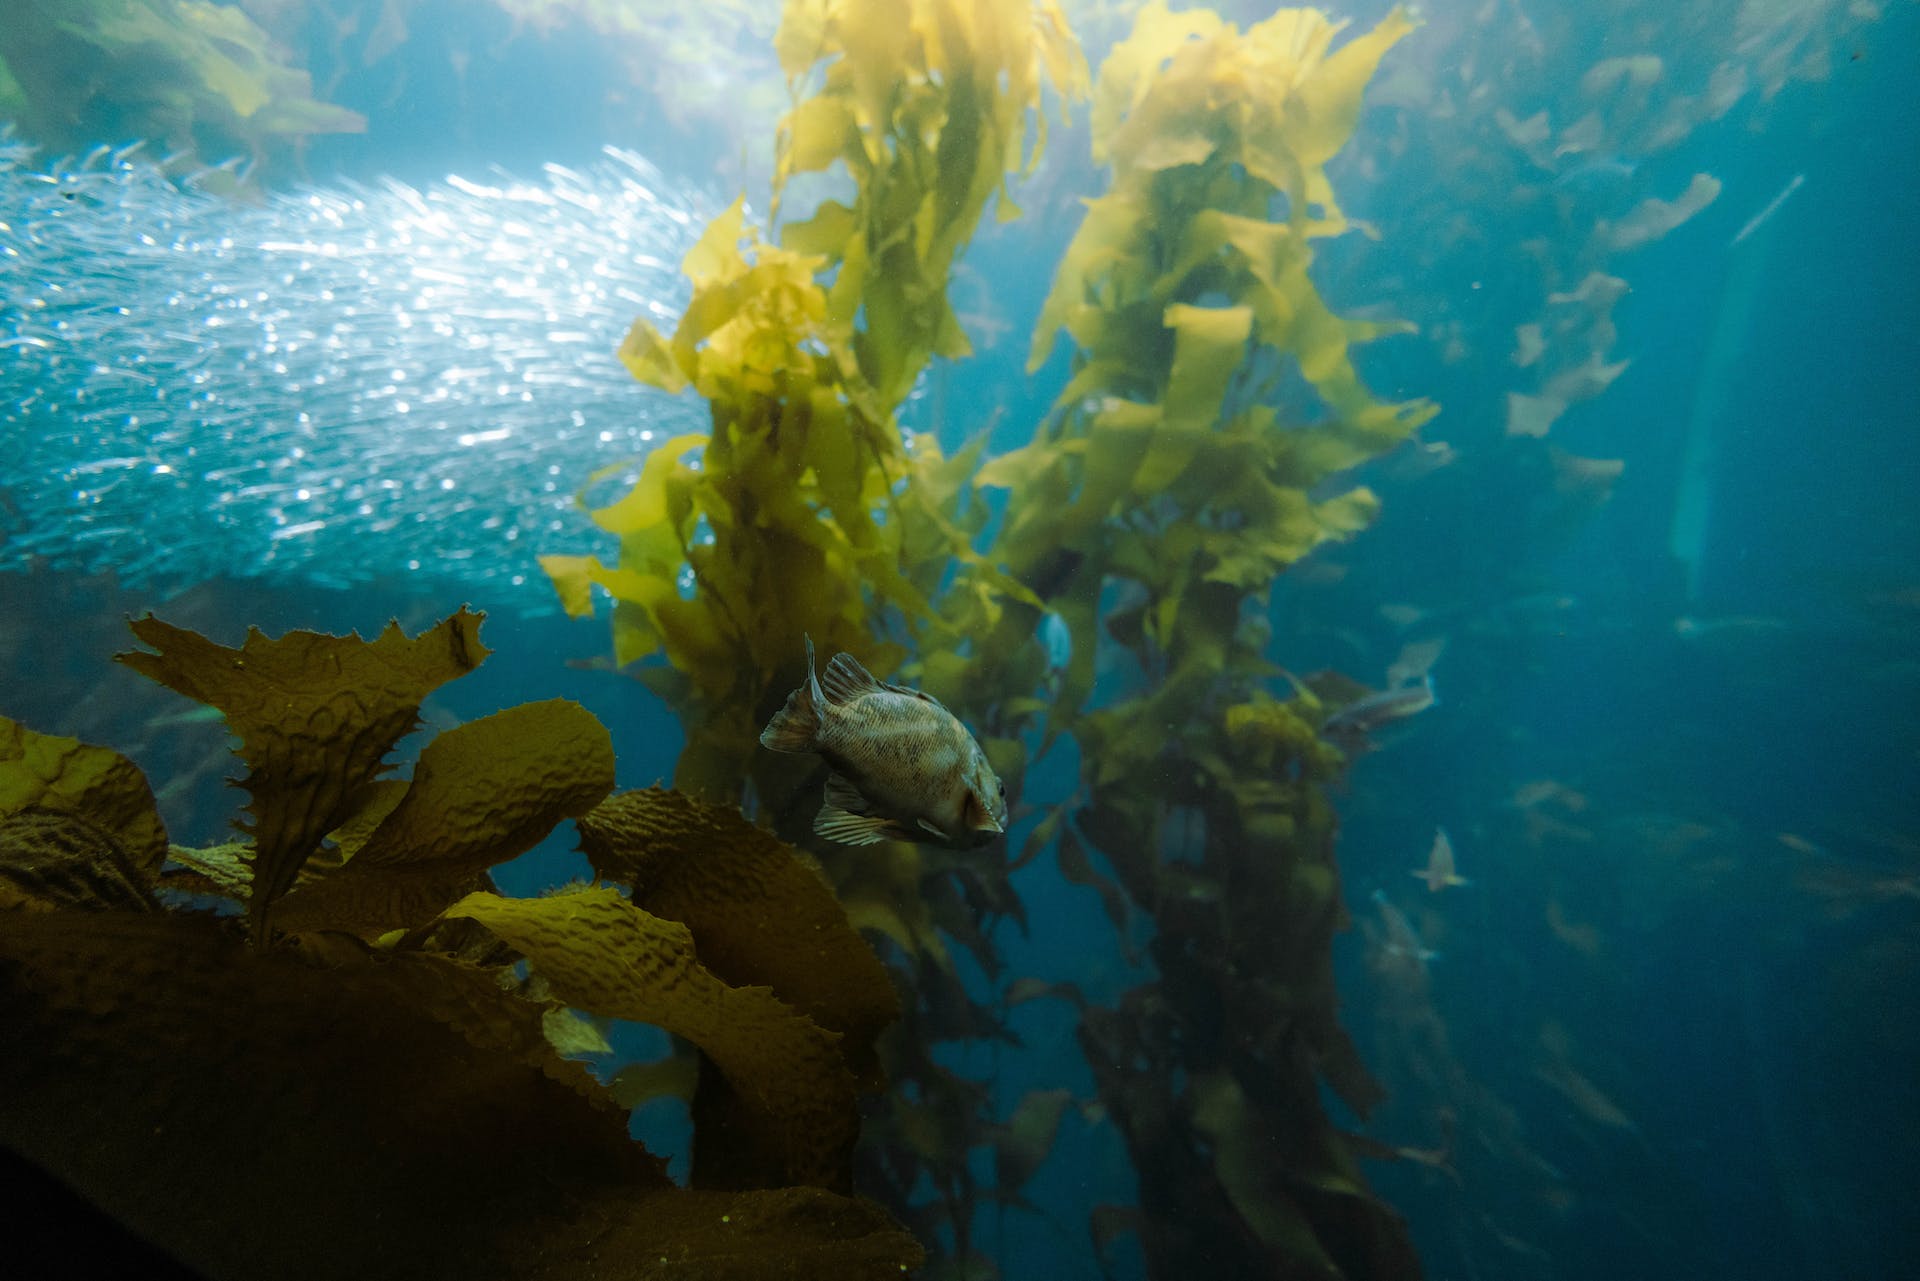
[0, 807, 157, 913]
[994, 1088, 1075, 1199]
[0, 715, 167, 878]
[116, 610, 489, 938]
[576, 787, 900, 1088]
[0, 910, 918, 1280]
[1190, 1072, 1341, 1271]
[274, 700, 615, 934]
[445, 886, 860, 1191]
[1058, 829, 1135, 962]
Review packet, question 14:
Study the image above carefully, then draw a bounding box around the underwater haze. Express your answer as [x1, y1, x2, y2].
[2, 2, 1916, 1280]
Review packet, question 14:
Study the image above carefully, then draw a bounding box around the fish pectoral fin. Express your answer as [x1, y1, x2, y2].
[814, 805, 900, 846]
[820, 651, 884, 705]
[823, 772, 871, 814]
[916, 818, 951, 842]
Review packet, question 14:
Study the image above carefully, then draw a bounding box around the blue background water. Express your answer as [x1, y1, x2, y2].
[3, 1, 1916, 1278]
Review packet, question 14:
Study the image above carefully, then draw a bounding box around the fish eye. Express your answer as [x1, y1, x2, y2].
[997, 780, 1006, 798]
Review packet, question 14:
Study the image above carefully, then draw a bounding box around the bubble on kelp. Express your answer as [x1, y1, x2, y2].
[0, 127, 711, 599]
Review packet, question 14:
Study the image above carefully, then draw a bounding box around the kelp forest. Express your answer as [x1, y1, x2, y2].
[8, 0, 1903, 1278]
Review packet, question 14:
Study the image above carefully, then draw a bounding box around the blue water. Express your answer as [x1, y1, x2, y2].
[3, 2, 1916, 1278]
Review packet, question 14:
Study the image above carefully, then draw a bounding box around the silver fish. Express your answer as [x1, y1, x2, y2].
[1411, 827, 1471, 893]
[1323, 674, 1437, 737]
[760, 639, 1008, 848]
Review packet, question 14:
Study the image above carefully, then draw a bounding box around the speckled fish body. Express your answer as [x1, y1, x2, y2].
[760, 639, 1007, 848]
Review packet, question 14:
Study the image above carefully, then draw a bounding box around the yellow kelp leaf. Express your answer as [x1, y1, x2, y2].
[1088, 2, 1226, 167]
[116, 611, 489, 940]
[275, 701, 615, 935]
[683, 194, 751, 287]
[1225, 695, 1324, 763]
[1272, 5, 1419, 169]
[775, 95, 858, 188]
[575, 787, 900, 1090]
[1030, 189, 1150, 371]
[445, 886, 860, 1191]
[780, 199, 859, 257]
[538, 553, 603, 619]
[586, 434, 706, 537]
[0, 715, 167, 878]
[1163, 303, 1253, 429]
[616, 316, 687, 392]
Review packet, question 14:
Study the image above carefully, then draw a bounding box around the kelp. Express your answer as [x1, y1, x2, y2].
[0, 0, 363, 175]
[944, 4, 1433, 1277]
[542, 0, 1084, 799]
[0, 612, 919, 1278]
[542, 6, 1087, 1263]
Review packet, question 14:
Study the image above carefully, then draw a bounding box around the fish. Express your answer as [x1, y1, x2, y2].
[1323, 674, 1437, 737]
[1369, 889, 1440, 967]
[1386, 637, 1447, 690]
[760, 638, 1008, 848]
[1411, 827, 1471, 892]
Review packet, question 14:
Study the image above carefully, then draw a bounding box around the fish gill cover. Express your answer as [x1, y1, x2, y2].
[0, 610, 921, 1279]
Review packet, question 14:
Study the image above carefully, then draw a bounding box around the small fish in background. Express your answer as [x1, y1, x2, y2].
[1370, 889, 1440, 968]
[761, 638, 1008, 848]
[1386, 636, 1447, 690]
[1321, 674, 1437, 746]
[1545, 898, 1602, 957]
[1412, 827, 1471, 892]
[1547, 152, 1640, 206]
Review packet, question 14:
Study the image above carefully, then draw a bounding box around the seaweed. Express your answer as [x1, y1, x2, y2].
[540, 4, 1087, 1263]
[942, 4, 1435, 1276]
[541, 0, 1084, 800]
[0, 611, 919, 1279]
[0, 0, 363, 175]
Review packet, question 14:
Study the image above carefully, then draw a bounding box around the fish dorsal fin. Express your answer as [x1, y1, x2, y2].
[883, 681, 946, 709]
[814, 805, 899, 846]
[820, 651, 885, 705]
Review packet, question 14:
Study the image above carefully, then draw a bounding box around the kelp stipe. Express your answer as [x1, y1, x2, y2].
[540, 5, 1089, 1264]
[956, 5, 1438, 1276]
[0, 612, 919, 1279]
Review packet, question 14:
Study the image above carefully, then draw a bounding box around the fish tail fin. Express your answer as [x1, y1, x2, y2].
[760, 636, 823, 754]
